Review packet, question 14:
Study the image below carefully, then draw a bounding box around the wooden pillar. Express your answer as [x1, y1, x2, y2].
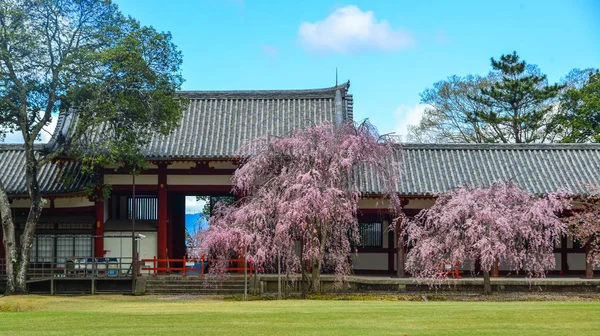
[491, 260, 499, 278]
[560, 235, 568, 275]
[396, 218, 405, 278]
[94, 200, 104, 257]
[387, 221, 395, 275]
[157, 163, 168, 271]
[167, 194, 173, 259]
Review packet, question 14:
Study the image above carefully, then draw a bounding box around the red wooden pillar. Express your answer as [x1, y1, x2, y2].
[94, 200, 104, 257]
[491, 260, 499, 278]
[560, 235, 568, 275]
[387, 223, 395, 275]
[157, 163, 168, 272]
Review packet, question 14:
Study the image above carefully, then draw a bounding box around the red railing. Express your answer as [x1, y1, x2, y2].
[140, 256, 256, 277]
[439, 261, 463, 279]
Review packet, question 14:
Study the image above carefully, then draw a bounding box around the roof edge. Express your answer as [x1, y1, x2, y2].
[176, 81, 350, 99]
[400, 143, 600, 150]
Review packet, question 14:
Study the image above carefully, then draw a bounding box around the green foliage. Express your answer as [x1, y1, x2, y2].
[0, 0, 185, 293]
[0, 0, 186, 169]
[473, 52, 564, 143]
[551, 71, 600, 143]
[411, 74, 495, 143]
[410, 52, 571, 143]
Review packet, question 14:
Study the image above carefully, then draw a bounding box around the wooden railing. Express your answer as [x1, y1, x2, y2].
[0, 257, 136, 280]
[141, 256, 257, 277]
[439, 261, 463, 279]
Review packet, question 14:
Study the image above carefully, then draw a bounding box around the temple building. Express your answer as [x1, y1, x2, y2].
[1, 81, 600, 286]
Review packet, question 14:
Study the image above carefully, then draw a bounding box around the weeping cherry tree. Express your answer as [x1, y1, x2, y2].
[405, 182, 570, 294]
[196, 120, 402, 294]
[564, 185, 600, 278]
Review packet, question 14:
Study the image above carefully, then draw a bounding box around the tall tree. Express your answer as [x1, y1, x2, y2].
[197, 121, 402, 293]
[408, 52, 563, 143]
[0, 0, 184, 294]
[474, 52, 564, 143]
[407, 75, 496, 143]
[405, 182, 569, 294]
[550, 70, 600, 143]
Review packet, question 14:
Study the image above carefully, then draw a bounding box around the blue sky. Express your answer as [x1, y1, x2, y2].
[113, 0, 600, 138]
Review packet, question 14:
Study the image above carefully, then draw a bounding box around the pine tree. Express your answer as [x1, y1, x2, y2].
[475, 52, 564, 143]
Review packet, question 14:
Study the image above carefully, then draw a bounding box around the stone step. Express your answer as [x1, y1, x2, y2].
[146, 285, 246, 290]
[146, 281, 246, 286]
[143, 277, 253, 295]
[146, 289, 245, 294]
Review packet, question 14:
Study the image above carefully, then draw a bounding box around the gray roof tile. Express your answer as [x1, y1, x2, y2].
[0, 145, 89, 196]
[143, 83, 352, 159]
[358, 143, 600, 196]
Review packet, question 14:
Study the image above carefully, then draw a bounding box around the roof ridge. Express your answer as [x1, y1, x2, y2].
[400, 143, 600, 150]
[0, 143, 48, 151]
[176, 81, 350, 99]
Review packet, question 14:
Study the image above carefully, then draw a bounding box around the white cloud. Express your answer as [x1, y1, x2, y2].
[1, 114, 58, 144]
[394, 104, 430, 141]
[298, 5, 414, 54]
[186, 196, 207, 214]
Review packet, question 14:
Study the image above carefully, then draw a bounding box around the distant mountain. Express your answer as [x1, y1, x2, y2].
[186, 213, 208, 233]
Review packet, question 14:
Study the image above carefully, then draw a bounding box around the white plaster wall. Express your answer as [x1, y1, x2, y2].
[358, 197, 435, 210]
[54, 197, 94, 208]
[11, 199, 50, 208]
[358, 198, 388, 209]
[166, 161, 237, 169]
[567, 253, 587, 271]
[352, 253, 388, 270]
[11, 197, 93, 209]
[168, 175, 232, 185]
[554, 253, 561, 271]
[104, 174, 158, 185]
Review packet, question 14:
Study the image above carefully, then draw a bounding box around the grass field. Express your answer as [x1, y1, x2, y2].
[1, 295, 599, 335]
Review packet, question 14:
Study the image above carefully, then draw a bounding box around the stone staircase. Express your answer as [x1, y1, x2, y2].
[143, 276, 251, 295]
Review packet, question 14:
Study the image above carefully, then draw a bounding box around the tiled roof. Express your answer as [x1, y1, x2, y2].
[55, 82, 354, 159]
[0, 145, 89, 196]
[358, 143, 600, 196]
[3, 143, 600, 197]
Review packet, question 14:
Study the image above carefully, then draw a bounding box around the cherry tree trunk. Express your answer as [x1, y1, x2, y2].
[311, 259, 322, 293]
[585, 243, 594, 279]
[13, 149, 45, 294]
[0, 184, 17, 294]
[310, 224, 327, 293]
[483, 270, 492, 294]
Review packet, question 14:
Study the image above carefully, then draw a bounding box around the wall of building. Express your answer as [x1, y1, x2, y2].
[10, 196, 93, 209]
[104, 232, 157, 275]
[168, 175, 232, 185]
[104, 174, 158, 185]
[352, 253, 388, 270]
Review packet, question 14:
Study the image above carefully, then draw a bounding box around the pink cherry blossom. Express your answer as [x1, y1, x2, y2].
[193, 121, 402, 288]
[404, 181, 570, 290]
[563, 185, 600, 274]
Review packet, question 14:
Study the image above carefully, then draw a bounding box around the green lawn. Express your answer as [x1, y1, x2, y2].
[0, 295, 599, 335]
